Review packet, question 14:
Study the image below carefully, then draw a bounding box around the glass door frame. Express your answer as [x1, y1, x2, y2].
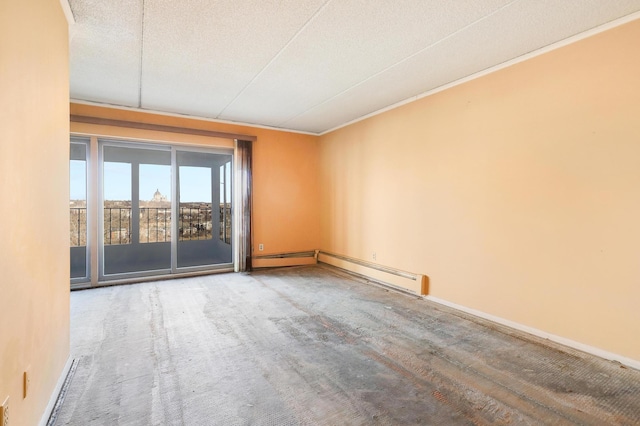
[97, 139, 234, 282]
[70, 136, 91, 284]
[173, 145, 234, 274]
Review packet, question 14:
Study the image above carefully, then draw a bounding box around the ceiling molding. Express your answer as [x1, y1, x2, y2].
[59, 0, 75, 24]
[319, 11, 640, 136]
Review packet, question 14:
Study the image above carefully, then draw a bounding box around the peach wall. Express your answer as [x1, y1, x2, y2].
[70, 103, 321, 258]
[0, 0, 70, 424]
[319, 19, 640, 362]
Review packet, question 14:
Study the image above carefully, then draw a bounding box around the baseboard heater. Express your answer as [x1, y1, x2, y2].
[252, 250, 318, 268]
[318, 251, 428, 296]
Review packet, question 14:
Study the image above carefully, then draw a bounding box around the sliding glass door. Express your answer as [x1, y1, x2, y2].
[70, 138, 89, 281]
[98, 141, 233, 280]
[177, 151, 233, 268]
[101, 144, 172, 277]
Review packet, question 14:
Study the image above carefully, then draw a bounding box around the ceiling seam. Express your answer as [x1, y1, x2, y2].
[215, 0, 333, 119]
[69, 99, 320, 136]
[138, 0, 146, 109]
[277, 0, 521, 127]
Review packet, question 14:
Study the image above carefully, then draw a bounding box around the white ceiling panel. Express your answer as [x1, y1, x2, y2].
[140, 0, 326, 117]
[284, 0, 640, 133]
[69, 0, 143, 107]
[68, 0, 640, 134]
[218, 0, 513, 126]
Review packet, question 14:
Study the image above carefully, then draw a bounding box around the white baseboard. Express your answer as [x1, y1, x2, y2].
[425, 296, 640, 371]
[40, 356, 73, 426]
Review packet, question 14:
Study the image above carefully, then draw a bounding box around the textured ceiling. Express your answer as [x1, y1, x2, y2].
[68, 0, 640, 134]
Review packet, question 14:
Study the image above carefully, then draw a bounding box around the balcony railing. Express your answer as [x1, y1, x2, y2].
[220, 204, 231, 244]
[104, 207, 131, 245]
[179, 206, 212, 241]
[73, 205, 228, 246]
[140, 208, 172, 243]
[70, 207, 87, 247]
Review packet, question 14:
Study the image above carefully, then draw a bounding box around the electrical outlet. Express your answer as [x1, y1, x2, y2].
[258, 243, 264, 251]
[24, 367, 31, 398]
[1, 396, 9, 426]
[372, 252, 377, 261]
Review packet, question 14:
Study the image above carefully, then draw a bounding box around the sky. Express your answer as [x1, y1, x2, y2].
[70, 160, 86, 200]
[71, 161, 231, 203]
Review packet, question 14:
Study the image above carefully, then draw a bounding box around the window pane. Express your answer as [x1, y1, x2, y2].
[70, 158, 87, 247]
[139, 164, 171, 243]
[179, 166, 211, 241]
[70, 142, 88, 279]
[219, 162, 232, 244]
[103, 162, 131, 245]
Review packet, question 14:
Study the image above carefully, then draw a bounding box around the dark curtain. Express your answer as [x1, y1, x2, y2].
[236, 139, 253, 271]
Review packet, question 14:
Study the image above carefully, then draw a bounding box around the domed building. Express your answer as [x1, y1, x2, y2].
[152, 189, 167, 202]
